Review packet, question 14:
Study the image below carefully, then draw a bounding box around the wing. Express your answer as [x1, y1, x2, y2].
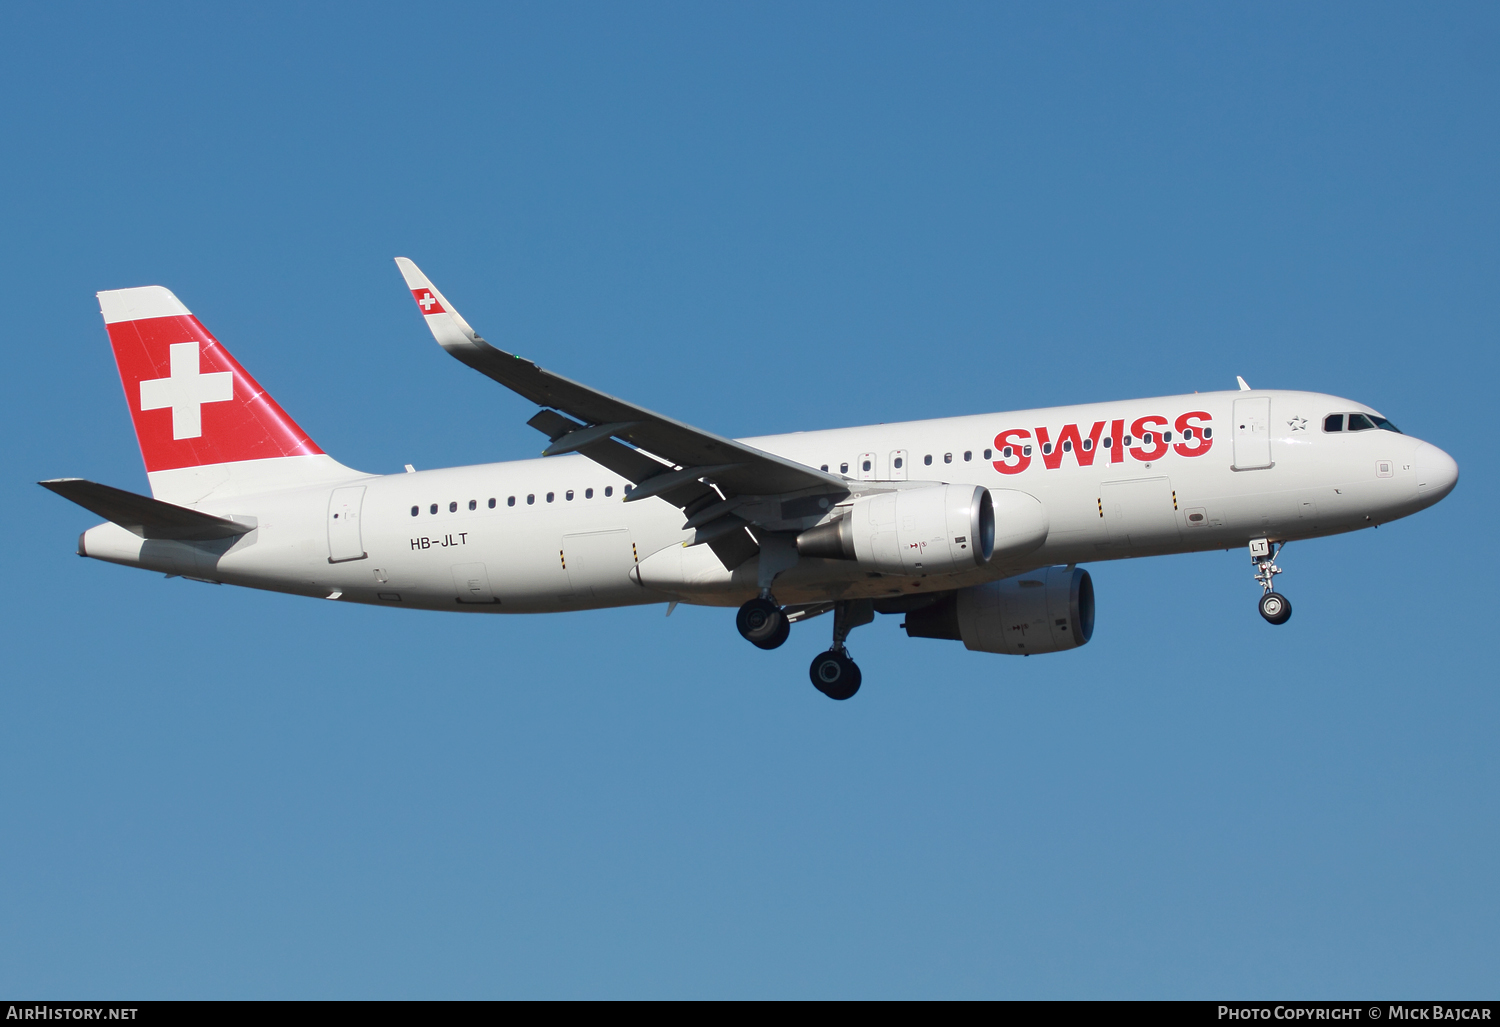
[395, 258, 849, 569]
[394, 258, 844, 498]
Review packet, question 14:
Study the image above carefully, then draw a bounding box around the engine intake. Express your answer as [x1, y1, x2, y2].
[904, 566, 1094, 655]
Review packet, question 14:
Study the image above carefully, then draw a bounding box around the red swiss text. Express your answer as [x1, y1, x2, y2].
[992, 412, 1213, 475]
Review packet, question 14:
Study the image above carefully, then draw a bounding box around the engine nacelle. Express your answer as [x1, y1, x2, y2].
[797, 486, 1048, 578]
[797, 484, 995, 576]
[904, 565, 1095, 655]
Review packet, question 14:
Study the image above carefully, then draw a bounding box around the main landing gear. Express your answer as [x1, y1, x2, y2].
[737, 594, 790, 650]
[809, 599, 873, 701]
[734, 594, 874, 701]
[1250, 538, 1292, 625]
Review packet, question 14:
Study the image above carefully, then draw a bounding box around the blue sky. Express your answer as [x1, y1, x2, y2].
[1, 2, 1495, 998]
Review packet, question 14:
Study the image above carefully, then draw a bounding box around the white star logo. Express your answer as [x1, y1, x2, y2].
[1287, 417, 1308, 432]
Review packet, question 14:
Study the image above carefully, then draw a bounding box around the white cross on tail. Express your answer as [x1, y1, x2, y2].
[139, 342, 234, 439]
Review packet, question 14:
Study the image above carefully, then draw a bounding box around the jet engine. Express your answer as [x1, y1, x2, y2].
[796, 486, 1048, 577]
[902, 565, 1094, 655]
[795, 484, 995, 576]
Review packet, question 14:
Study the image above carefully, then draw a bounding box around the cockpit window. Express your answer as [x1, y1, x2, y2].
[1326, 412, 1401, 434]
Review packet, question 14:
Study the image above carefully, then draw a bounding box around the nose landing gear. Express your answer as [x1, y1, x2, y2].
[1250, 538, 1292, 625]
[736, 594, 790, 649]
[809, 599, 873, 700]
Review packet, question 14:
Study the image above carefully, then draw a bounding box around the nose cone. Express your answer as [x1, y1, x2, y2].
[1415, 442, 1459, 502]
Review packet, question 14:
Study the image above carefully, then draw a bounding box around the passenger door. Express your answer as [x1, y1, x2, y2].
[889, 450, 909, 481]
[1232, 397, 1273, 470]
[858, 452, 878, 481]
[326, 486, 367, 563]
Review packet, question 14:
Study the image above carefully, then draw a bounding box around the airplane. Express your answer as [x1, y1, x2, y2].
[41, 259, 1460, 700]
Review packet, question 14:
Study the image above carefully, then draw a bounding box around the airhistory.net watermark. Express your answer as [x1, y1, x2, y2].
[5, 1008, 137, 1021]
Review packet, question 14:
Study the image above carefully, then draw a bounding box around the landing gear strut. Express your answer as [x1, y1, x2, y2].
[809, 599, 873, 700]
[737, 594, 790, 649]
[1250, 538, 1292, 625]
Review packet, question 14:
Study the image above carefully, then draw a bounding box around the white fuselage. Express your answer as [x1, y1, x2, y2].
[79, 389, 1455, 613]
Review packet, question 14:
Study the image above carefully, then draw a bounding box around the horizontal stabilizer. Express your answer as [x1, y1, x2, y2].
[39, 479, 252, 541]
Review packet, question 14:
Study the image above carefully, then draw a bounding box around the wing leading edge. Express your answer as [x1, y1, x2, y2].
[394, 258, 849, 569]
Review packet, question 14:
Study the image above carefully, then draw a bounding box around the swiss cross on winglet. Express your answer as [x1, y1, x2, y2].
[412, 289, 445, 315]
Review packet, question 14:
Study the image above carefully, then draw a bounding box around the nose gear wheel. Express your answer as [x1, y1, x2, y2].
[1258, 591, 1292, 624]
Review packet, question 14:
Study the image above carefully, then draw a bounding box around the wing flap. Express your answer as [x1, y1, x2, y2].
[525, 410, 719, 511]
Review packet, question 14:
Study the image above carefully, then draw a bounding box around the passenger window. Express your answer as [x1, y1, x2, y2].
[1141, 433, 1153, 445]
[1182, 428, 1193, 440]
[605, 486, 613, 497]
[566, 490, 574, 501]
[840, 462, 849, 474]
[944, 453, 952, 463]
[1062, 440, 1072, 453]
[429, 503, 438, 515]
[1082, 438, 1092, 451]
[924, 455, 932, 466]
[1324, 414, 1344, 432]
[1203, 427, 1212, 439]
[410, 506, 419, 517]
[586, 488, 594, 499]
[1347, 414, 1375, 432]
[1003, 447, 1012, 458]
[1023, 445, 1032, 457]
[507, 496, 515, 507]
[983, 448, 992, 460]
[1162, 432, 1172, 443]
[1041, 442, 1052, 455]
[862, 459, 871, 472]
[1123, 435, 1133, 446]
[449, 501, 458, 513]
[527, 494, 535, 505]
[894, 456, 903, 469]
[1103, 437, 1112, 448]
[820, 464, 828, 472]
[488, 498, 496, 509]
[547, 492, 555, 503]
[963, 451, 972, 461]
[468, 499, 477, 511]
